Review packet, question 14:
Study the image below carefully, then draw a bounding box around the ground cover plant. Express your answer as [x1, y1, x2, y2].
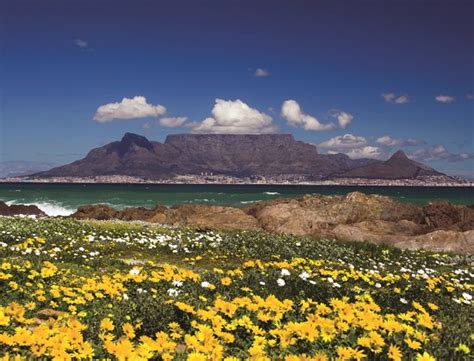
[0, 217, 472, 360]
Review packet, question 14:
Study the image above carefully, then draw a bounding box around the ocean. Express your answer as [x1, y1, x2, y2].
[0, 183, 473, 216]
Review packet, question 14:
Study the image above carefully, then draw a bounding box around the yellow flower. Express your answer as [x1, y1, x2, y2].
[406, 338, 422, 350]
[454, 343, 470, 354]
[388, 344, 402, 361]
[100, 317, 114, 331]
[416, 352, 436, 361]
[123, 322, 136, 339]
[221, 277, 232, 286]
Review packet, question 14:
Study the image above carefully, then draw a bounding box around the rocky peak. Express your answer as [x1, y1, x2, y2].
[388, 150, 409, 161]
[118, 133, 154, 156]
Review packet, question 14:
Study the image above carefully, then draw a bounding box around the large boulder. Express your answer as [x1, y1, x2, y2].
[0, 201, 46, 217]
[168, 205, 261, 231]
[244, 192, 423, 236]
[422, 201, 474, 231]
[72, 204, 118, 220]
[397, 230, 474, 253]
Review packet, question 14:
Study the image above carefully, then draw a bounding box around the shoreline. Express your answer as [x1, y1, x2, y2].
[0, 177, 473, 187]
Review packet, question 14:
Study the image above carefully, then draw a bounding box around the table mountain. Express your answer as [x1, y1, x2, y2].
[32, 133, 441, 180]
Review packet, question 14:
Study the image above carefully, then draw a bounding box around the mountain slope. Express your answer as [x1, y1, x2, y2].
[338, 150, 443, 179]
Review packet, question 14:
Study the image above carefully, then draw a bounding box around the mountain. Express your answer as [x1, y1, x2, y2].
[32, 133, 379, 180]
[338, 150, 443, 179]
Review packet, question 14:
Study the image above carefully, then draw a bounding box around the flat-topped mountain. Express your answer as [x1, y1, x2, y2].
[339, 150, 443, 179]
[32, 133, 442, 180]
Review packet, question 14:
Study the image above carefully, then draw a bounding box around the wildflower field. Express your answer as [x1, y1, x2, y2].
[0, 217, 472, 360]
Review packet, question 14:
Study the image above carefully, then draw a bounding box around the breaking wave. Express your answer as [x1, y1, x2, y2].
[263, 192, 280, 195]
[6, 200, 76, 217]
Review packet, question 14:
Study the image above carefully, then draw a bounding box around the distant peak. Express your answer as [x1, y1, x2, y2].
[389, 150, 409, 161]
[118, 133, 154, 155]
[121, 132, 149, 143]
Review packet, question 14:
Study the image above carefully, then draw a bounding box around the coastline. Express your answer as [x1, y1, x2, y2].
[0, 175, 473, 187]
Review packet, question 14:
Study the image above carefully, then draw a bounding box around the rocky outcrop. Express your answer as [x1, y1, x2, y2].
[0, 201, 46, 217]
[70, 192, 474, 253]
[72, 203, 260, 231]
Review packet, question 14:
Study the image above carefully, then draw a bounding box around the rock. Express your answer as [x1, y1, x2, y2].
[72, 204, 118, 220]
[245, 192, 423, 235]
[69, 193, 474, 253]
[422, 201, 474, 230]
[397, 230, 474, 253]
[0, 201, 46, 217]
[168, 205, 261, 231]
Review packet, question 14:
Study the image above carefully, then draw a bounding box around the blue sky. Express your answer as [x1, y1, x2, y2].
[1, 0, 473, 177]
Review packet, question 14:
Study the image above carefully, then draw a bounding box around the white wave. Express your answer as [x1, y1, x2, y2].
[240, 200, 260, 204]
[263, 192, 280, 195]
[6, 200, 75, 217]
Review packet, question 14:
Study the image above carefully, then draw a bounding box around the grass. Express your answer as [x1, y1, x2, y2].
[0, 216, 472, 360]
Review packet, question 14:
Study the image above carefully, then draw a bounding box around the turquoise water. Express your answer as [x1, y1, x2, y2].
[0, 183, 472, 216]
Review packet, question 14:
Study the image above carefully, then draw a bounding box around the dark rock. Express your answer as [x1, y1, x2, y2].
[72, 204, 118, 220]
[0, 201, 46, 217]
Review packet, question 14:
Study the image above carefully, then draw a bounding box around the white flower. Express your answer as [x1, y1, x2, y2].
[259, 281, 266, 286]
[167, 288, 180, 297]
[277, 278, 286, 287]
[122, 293, 129, 300]
[295, 242, 301, 246]
[333, 282, 341, 288]
[327, 277, 334, 283]
[172, 280, 183, 287]
[462, 292, 472, 301]
[280, 268, 291, 277]
[129, 268, 140, 276]
[201, 281, 210, 288]
[309, 280, 316, 285]
[375, 283, 381, 288]
[299, 271, 310, 281]
[400, 298, 408, 304]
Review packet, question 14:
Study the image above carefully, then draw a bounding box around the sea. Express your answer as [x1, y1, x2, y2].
[0, 183, 473, 217]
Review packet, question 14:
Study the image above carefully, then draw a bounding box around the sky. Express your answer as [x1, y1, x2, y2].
[1, 0, 473, 177]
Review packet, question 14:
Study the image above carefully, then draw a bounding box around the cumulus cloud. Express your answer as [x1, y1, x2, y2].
[254, 68, 270, 77]
[319, 134, 368, 150]
[329, 110, 353, 129]
[435, 95, 455, 103]
[74, 38, 89, 48]
[382, 93, 410, 104]
[94, 96, 167, 123]
[190, 99, 277, 134]
[410, 145, 473, 163]
[376, 135, 425, 147]
[343, 146, 383, 159]
[159, 116, 188, 127]
[319, 134, 384, 159]
[281, 100, 336, 131]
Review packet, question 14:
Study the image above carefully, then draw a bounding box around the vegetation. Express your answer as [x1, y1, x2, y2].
[0, 217, 472, 360]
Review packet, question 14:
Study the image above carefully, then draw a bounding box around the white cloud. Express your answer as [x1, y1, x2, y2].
[382, 92, 410, 104]
[319, 134, 367, 150]
[376, 135, 425, 147]
[344, 146, 383, 159]
[319, 134, 384, 159]
[94, 96, 167, 123]
[74, 38, 89, 48]
[466, 93, 474, 100]
[254, 68, 270, 77]
[329, 110, 353, 129]
[190, 99, 277, 134]
[281, 100, 336, 131]
[410, 145, 473, 162]
[435, 95, 455, 103]
[159, 117, 188, 127]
